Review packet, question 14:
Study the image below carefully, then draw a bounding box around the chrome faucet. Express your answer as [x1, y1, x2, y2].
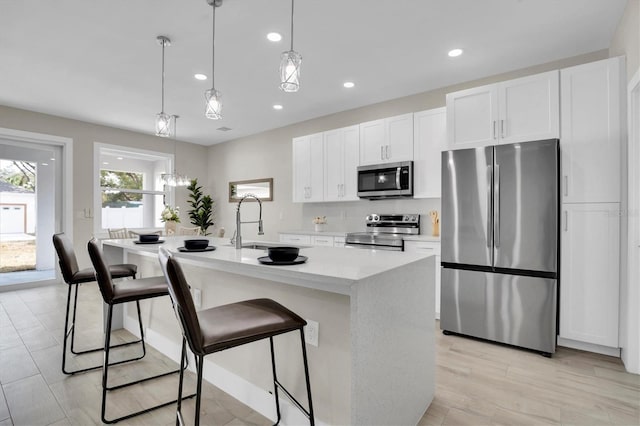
[233, 194, 264, 249]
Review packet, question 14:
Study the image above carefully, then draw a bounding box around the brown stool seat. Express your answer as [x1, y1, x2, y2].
[199, 298, 305, 353]
[53, 233, 139, 376]
[158, 247, 315, 426]
[109, 276, 169, 304]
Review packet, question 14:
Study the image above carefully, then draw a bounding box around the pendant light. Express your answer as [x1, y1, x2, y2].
[161, 115, 190, 187]
[279, 0, 301, 92]
[204, 0, 222, 119]
[155, 36, 173, 137]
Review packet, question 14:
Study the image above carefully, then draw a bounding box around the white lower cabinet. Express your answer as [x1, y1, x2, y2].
[560, 203, 620, 348]
[404, 240, 441, 319]
[311, 235, 334, 247]
[333, 236, 346, 248]
[279, 234, 311, 245]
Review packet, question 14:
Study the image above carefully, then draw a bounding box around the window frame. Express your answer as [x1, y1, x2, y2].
[93, 143, 173, 236]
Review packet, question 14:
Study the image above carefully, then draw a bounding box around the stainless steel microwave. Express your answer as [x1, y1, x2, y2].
[357, 161, 413, 199]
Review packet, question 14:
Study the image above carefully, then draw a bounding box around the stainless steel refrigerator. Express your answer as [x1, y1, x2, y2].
[440, 139, 559, 356]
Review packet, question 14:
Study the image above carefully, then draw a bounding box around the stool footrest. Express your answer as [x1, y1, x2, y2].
[105, 367, 182, 391]
[103, 392, 196, 424]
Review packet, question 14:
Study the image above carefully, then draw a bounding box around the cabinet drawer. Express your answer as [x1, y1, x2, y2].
[404, 241, 441, 255]
[279, 234, 312, 245]
[312, 236, 334, 247]
[333, 236, 346, 247]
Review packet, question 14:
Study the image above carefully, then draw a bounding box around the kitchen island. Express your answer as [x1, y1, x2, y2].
[102, 237, 435, 425]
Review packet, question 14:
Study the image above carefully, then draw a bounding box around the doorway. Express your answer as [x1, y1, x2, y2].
[0, 128, 72, 290]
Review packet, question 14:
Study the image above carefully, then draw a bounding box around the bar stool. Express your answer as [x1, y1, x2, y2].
[158, 247, 315, 426]
[53, 233, 139, 375]
[87, 238, 194, 424]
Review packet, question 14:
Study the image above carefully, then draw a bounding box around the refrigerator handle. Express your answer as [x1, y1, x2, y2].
[494, 164, 500, 248]
[486, 165, 493, 248]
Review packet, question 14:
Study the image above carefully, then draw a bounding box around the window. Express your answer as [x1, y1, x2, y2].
[94, 144, 172, 233]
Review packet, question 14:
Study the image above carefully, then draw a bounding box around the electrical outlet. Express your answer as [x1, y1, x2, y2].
[192, 288, 202, 309]
[304, 319, 319, 347]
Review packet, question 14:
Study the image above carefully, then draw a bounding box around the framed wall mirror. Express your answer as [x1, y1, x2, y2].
[229, 178, 273, 202]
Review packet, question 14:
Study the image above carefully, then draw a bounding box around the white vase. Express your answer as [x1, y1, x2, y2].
[314, 223, 326, 232]
[164, 220, 177, 235]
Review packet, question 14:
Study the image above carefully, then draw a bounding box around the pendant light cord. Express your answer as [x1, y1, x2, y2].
[211, 3, 216, 88]
[172, 115, 178, 174]
[161, 40, 166, 113]
[290, 0, 294, 51]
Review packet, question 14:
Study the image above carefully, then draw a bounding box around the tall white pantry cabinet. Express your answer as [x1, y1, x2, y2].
[558, 57, 624, 354]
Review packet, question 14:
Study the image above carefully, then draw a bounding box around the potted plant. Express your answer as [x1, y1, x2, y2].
[187, 179, 214, 236]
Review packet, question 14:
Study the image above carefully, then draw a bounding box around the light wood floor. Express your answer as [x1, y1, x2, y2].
[1, 283, 638, 426]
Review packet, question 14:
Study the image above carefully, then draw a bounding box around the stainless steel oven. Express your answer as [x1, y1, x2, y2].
[345, 213, 420, 251]
[357, 161, 413, 199]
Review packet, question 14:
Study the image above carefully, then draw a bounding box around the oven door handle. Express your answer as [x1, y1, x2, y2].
[396, 167, 401, 190]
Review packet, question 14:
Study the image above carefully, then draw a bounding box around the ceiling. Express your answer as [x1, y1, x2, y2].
[0, 0, 627, 146]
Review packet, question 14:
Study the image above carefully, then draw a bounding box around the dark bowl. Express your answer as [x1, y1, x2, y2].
[267, 246, 299, 262]
[138, 234, 160, 243]
[184, 239, 209, 250]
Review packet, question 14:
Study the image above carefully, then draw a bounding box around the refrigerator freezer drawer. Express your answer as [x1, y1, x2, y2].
[441, 268, 557, 354]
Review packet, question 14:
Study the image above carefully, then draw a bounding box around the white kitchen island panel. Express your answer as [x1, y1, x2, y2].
[103, 237, 435, 426]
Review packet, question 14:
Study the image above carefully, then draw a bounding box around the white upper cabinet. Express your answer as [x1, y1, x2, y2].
[359, 113, 414, 165]
[446, 70, 559, 150]
[413, 107, 446, 198]
[292, 133, 324, 202]
[324, 125, 360, 201]
[560, 57, 623, 203]
[560, 203, 620, 348]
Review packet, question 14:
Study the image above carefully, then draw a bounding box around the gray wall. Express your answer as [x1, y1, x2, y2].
[610, 0, 640, 82]
[0, 106, 210, 266]
[208, 50, 608, 240]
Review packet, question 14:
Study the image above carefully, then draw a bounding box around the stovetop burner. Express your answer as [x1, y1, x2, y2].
[345, 213, 420, 251]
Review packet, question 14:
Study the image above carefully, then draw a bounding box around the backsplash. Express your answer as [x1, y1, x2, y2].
[301, 198, 441, 234]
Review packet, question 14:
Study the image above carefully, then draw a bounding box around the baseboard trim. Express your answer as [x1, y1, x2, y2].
[558, 337, 621, 357]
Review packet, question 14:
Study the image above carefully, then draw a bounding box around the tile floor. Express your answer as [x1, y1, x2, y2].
[1, 283, 639, 425]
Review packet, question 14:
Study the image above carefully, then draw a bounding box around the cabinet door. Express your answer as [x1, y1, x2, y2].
[560, 203, 620, 347]
[293, 134, 324, 202]
[341, 125, 360, 201]
[292, 136, 310, 202]
[498, 70, 559, 144]
[561, 58, 622, 203]
[324, 129, 343, 202]
[311, 235, 334, 247]
[280, 234, 312, 245]
[386, 113, 414, 162]
[446, 83, 498, 150]
[359, 119, 385, 165]
[413, 108, 446, 198]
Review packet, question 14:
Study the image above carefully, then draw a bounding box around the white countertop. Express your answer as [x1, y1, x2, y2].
[103, 236, 431, 295]
[403, 235, 441, 242]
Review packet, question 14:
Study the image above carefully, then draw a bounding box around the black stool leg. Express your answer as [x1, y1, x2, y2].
[61, 284, 74, 374]
[269, 336, 282, 425]
[195, 354, 204, 426]
[176, 337, 187, 426]
[299, 328, 315, 426]
[101, 302, 195, 424]
[69, 282, 81, 354]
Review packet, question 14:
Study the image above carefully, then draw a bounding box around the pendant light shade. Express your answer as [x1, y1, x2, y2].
[279, 50, 302, 92]
[205, 0, 222, 120]
[279, 0, 301, 92]
[155, 36, 173, 137]
[161, 115, 190, 187]
[204, 88, 222, 119]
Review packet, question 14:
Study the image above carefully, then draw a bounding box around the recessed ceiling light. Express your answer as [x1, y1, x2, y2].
[267, 32, 282, 42]
[343, 81, 355, 88]
[117, 157, 123, 160]
[50, 157, 55, 161]
[273, 104, 283, 110]
[448, 48, 463, 57]
[194, 73, 207, 81]
[41, 163, 48, 166]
